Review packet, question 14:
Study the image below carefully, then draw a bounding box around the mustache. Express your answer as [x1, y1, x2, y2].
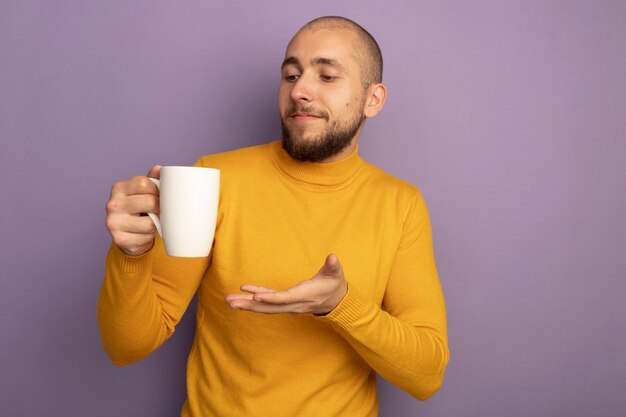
[286, 105, 329, 120]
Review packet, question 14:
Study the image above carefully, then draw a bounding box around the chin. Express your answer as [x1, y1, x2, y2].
[294, 134, 321, 143]
[284, 129, 321, 143]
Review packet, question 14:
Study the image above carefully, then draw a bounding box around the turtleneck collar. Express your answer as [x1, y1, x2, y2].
[269, 140, 364, 187]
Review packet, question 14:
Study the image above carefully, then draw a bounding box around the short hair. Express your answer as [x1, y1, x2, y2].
[301, 16, 383, 88]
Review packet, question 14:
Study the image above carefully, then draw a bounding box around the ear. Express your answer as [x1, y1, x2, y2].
[363, 83, 387, 119]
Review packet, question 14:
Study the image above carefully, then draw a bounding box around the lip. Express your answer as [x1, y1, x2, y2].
[291, 112, 323, 121]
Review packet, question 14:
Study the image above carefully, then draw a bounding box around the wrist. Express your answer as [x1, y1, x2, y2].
[316, 281, 349, 317]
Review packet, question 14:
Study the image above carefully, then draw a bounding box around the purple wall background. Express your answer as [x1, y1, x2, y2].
[1, 1, 624, 416]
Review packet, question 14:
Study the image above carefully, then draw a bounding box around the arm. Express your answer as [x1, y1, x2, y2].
[316, 193, 449, 400]
[97, 161, 210, 366]
[226, 192, 450, 399]
[97, 238, 209, 366]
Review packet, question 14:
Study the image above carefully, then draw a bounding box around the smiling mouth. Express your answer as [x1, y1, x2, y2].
[292, 113, 323, 121]
[290, 110, 329, 122]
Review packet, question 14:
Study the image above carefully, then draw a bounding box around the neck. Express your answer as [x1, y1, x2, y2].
[269, 139, 364, 187]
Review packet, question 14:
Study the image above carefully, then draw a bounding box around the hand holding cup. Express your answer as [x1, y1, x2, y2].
[105, 164, 220, 258]
[105, 165, 162, 257]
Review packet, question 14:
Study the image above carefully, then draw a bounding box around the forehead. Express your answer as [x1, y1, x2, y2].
[285, 28, 359, 69]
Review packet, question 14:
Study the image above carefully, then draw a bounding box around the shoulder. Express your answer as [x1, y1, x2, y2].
[359, 163, 435, 243]
[357, 160, 432, 228]
[195, 142, 271, 170]
[360, 160, 425, 203]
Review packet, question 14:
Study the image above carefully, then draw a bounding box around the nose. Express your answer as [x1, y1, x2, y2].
[290, 73, 315, 102]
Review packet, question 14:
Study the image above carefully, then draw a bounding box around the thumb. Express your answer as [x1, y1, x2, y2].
[147, 164, 162, 179]
[320, 253, 342, 276]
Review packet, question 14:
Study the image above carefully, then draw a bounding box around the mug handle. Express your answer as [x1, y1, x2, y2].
[147, 177, 163, 237]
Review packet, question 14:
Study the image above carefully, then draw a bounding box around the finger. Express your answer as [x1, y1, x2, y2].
[240, 284, 277, 293]
[224, 293, 254, 302]
[252, 290, 301, 304]
[108, 214, 156, 234]
[123, 194, 160, 215]
[227, 299, 307, 314]
[112, 176, 160, 197]
[111, 231, 155, 251]
[319, 253, 342, 275]
[106, 194, 159, 217]
[147, 165, 161, 179]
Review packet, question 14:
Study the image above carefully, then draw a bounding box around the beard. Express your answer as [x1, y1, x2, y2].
[281, 104, 364, 162]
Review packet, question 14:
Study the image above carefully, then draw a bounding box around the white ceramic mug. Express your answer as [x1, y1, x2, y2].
[147, 166, 220, 257]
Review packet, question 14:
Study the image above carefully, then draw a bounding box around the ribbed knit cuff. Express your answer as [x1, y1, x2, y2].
[315, 282, 373, 330]
[107, 242, 153, 273]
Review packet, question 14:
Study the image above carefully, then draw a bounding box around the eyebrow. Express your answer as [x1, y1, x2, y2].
[281, 56, 348, 73]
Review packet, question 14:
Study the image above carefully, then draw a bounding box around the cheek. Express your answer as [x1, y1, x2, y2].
[343, 95, 362, 111]
[278, 85, 287, 100]
[277, 87, 291, 110]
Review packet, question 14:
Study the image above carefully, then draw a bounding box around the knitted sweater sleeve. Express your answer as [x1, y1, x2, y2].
[97, 239, 210, 365]
[316, 192, 450, 400]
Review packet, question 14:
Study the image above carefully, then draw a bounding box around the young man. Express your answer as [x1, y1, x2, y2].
[100, 16, 450, 417]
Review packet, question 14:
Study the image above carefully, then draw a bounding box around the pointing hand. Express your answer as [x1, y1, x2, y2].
[225, 254, 348, 315]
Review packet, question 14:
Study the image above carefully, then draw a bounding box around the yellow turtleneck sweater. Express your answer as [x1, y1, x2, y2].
[98, 140, 450, 417]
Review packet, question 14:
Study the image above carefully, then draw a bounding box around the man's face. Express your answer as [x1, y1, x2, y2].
[278, 28, 367, 162]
